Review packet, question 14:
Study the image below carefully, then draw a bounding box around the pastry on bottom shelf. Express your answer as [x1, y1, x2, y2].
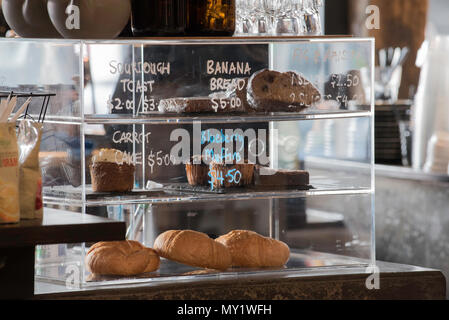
[85, 240, 160, 276]
[153, 230, 232, 270]
[90, 148, 135, 192]
[247, 69, 321, 112]
[209, 159, 255, 189]
[254, 166, 310, 189]
[216, 230, 290, 268]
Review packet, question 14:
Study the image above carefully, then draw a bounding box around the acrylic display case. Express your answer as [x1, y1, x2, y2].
[0, 37, 375, 289]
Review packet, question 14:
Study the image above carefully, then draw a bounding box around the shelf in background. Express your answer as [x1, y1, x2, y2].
[36, 106, 372, 125]
[43, 178, 372, 207]
[0, 208, 126, 248]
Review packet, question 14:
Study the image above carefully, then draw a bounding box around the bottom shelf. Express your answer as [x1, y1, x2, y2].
[35, 249, 370, 291]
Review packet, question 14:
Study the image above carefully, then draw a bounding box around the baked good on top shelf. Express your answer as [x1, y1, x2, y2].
[224, 77, 252, 112]
[157, 69, 320, 114]
[158, 96, 245, 114]
[153, 230, 232, 270]
[216, 230, 290, 268]
[90, 148, 135, 192]
[247, 69, 321, 112]
[85, 240, 160, 276]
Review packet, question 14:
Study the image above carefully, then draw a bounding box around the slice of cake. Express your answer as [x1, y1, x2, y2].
[247, 69, 321, 112]
[90, 148, 135, 192]
[254, 166, 310, 189]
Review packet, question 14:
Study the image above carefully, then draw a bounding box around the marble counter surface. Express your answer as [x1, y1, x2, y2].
[375, 171, 449, 299]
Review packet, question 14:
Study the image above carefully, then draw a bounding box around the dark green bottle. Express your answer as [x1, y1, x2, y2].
[130, 0, 186, 36]
[186, 0, 235, 36]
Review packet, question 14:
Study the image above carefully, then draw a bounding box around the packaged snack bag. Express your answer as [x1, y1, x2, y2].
[0, 122, 20, 224]
[18, 120, 43, 220]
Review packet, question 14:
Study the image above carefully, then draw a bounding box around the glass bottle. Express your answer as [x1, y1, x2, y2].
[186, 0, 236, 36]
[130, 0, 186, 36]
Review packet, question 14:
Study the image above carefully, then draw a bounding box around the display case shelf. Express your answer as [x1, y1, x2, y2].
[36, 249, 370, 289]
[30, 106, 371, 125]
[43, 181, 372, 207]
[83, 107, 371, 125]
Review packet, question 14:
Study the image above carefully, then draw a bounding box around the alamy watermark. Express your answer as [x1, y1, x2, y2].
[365, 5, 380, 30]
[365, 264, 380, 290]
[65, 264, 81, 289]
[63, 4, 379, 32]
[65, 4, 80, 30]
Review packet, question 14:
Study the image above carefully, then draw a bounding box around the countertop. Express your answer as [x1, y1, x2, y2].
[0, 208, 125, 248]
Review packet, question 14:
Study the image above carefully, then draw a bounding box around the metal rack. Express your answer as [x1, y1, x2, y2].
[0, 91, 56, 123]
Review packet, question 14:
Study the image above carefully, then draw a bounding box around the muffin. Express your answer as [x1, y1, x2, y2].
[90, 148, 135, 192]
[209, 159, 255, 189]
[185, 155, 210, 186]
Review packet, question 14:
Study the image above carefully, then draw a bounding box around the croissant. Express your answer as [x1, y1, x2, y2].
[216, 230, 290, 267]
[85, 240, 160, 276]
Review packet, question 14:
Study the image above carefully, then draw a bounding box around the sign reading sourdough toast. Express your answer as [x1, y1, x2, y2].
[107, 60, 170, 114]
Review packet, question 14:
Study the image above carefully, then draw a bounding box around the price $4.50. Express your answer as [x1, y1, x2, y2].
[208, 169, 242, 190]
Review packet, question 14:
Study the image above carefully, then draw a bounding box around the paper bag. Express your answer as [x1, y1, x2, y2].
[18, 120, 43, 220]
[0, 123, 20, 224]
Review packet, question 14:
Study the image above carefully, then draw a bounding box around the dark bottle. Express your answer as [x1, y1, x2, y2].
[186, 0, 235, 36]
[130, 0, 186, 36]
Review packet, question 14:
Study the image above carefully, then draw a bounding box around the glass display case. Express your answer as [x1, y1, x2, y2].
[0, 37, 374, 288]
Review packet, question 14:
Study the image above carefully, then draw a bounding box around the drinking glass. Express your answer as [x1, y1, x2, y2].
[301, 0, 322, 35]
[273, 0, 299, 35]
[250, 0, 269, 34]
[234, 0, 322, 36]
[235, 0, 251, 35]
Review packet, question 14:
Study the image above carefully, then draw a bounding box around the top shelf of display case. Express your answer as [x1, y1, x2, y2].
[1, 36, 374, 125]
[0, 36, 371, 45]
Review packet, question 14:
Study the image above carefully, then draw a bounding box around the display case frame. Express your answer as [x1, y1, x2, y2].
[0, 36, 375, 289]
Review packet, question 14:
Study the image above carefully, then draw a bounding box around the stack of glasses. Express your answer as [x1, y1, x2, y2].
[235, 0, 323, 36]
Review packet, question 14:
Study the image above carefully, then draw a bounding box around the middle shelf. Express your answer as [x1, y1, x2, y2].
[43, 177, 373, 207]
